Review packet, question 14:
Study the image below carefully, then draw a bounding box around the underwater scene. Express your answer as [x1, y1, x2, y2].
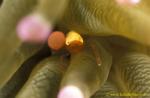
[0, 0, 150, 98]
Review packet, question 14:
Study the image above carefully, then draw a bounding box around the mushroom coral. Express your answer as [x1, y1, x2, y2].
[0, 0, 150, 98]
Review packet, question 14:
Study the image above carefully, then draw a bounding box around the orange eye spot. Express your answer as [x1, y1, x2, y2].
[66, 31, 84, 53]
[48, 31, 65, 51]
